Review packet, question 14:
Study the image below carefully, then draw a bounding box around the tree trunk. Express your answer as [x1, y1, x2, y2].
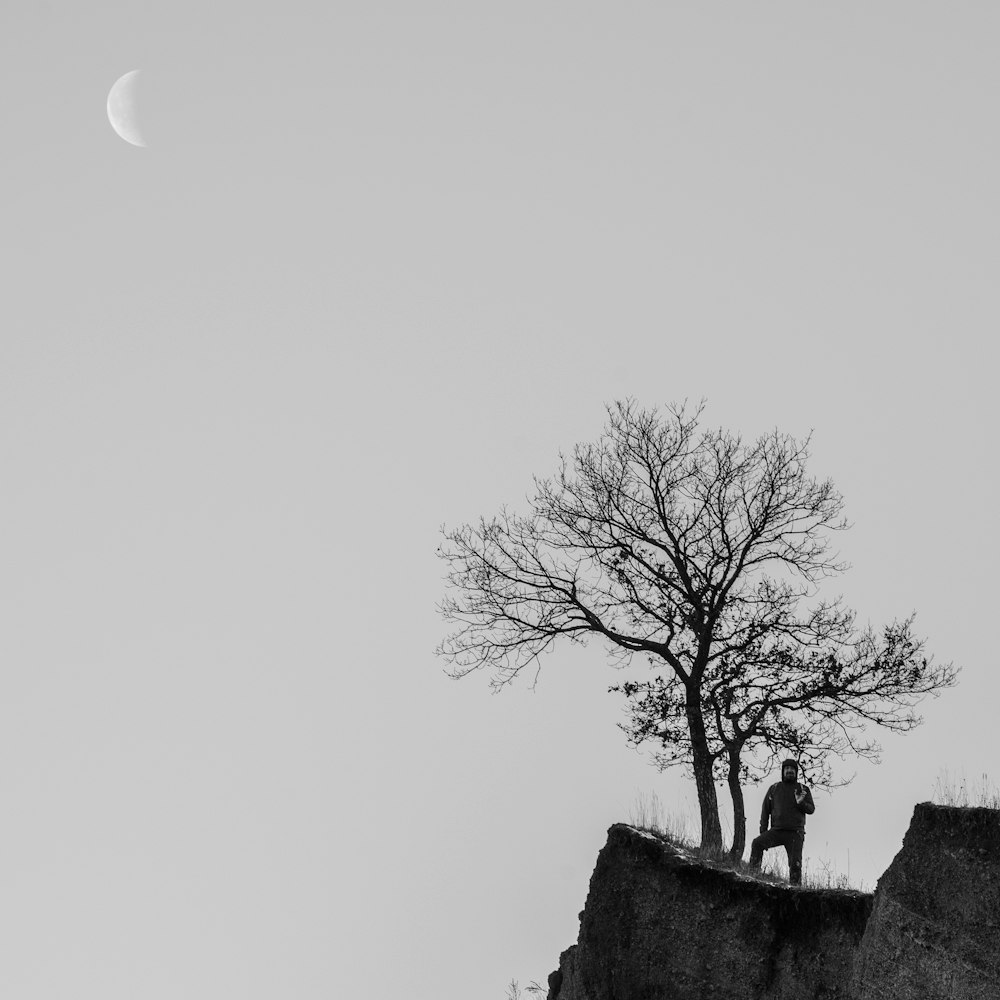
[685, 695, 723, 852]
[726, 749, 747, 861]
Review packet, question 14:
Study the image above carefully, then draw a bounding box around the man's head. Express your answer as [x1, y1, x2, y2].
[781, 758, 798, 783]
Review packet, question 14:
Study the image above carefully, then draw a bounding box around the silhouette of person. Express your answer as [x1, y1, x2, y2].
[748, 758, 815, 886]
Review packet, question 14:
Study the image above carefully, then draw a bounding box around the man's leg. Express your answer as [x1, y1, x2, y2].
[749, 829, 786, 871]
[785, 831, 805, 886]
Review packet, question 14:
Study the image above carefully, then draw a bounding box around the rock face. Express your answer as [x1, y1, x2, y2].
[548, 824, 872, 1000]
[850, 802, 1000, 1000]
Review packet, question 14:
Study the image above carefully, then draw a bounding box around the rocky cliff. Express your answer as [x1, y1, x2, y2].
[548, 824, 871, 1000]
[850, 802, 1000, 1000]
[549, 805, 1000, 1000]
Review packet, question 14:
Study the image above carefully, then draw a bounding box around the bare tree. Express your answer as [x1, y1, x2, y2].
[436, 399, 951, 851]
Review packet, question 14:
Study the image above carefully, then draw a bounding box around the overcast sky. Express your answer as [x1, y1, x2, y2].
[2, 3, 997, 997]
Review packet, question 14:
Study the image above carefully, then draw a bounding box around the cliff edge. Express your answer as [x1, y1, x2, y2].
[548, 824, 871, 1000]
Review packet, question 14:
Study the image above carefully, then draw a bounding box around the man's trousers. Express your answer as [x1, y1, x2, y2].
[749, 828, 805, 885]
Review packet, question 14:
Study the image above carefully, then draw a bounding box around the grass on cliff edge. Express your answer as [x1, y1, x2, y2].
[627, 790, 869, 893]
[931, 770, 1000, 809]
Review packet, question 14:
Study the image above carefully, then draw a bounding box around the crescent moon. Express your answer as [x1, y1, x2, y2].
[107, 70, 145, 147]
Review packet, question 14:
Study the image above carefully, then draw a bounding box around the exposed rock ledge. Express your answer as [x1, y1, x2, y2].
[548, 823, 871, 1000]
[549, 805, 1000, 1000]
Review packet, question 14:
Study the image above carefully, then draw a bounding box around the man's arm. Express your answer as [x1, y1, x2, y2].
[760, 787, 772, 834]
[795, 784, 816, 815]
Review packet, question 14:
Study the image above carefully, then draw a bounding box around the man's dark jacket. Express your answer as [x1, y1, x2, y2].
[759, 780, 815, 834]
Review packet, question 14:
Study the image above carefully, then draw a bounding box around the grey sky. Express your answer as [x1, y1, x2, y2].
[2, 3, 997, 996]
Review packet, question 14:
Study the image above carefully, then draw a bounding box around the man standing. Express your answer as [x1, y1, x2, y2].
[749, 758, 815, 886]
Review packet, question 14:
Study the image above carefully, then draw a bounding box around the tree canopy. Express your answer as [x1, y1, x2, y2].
[437, 399, 958, 852]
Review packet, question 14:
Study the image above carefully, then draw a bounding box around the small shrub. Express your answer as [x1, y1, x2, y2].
[804, 855, 861, 891]
[505, 979, 546, 999]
